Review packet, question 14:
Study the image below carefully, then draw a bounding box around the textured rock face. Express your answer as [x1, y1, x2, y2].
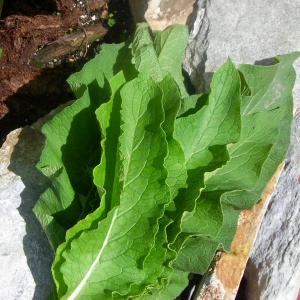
[245, 116, 300, 300]
[204, 0, 300, 299]
[183, 0, 209, 91]
[0, 127, 53, 299]
[129, 0, 196, 30]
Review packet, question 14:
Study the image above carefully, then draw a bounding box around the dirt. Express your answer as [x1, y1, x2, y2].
[0, 0, 133, 144]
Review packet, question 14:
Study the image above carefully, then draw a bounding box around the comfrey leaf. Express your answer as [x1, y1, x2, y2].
[51, 72, 127, 296]
[52, 76, 170, 299]
[68, 43, 136, 99]
[174, 52, 298, 274]
[33, 89, 103, 249]
[240, 52, 300, 115]
[93, 72, 126, 218]
[33, 43, 131, 249]
[127, 76, 185, 297]
[132, 23, 188, 96]
[141, 270, 189, 300]
[204, 52, 299, 249]
[33, 40, 139, 250]
[157, 59, 241, 277]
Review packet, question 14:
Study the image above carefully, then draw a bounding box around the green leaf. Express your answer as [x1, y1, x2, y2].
[161, 76, 187, 199]
[240, 52, 300, 115]
[175, 59, 241, 171]
[33, 43, 130, 249]
[51, 72, 127, 296]
[178, 54, 297, 273]
[52, 76, 170, 299]
[175, 52, 298, 275]
[132, 23, 188, 95]
[178, 94, 207, 117]
[174, 237, 219, 274]
[153, 25, 189, 96]
[168, 59, 241, 275]
[67, 42, 136, 100]
[33, 90, 103, 249]
[142, 270, 189, 300]
[93, 71, 126, 218]
[205, 52, 299, 249]
[128, 76, 184, 297]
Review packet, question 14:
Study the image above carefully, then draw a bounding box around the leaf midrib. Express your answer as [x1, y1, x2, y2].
[67, 208, 119, 300]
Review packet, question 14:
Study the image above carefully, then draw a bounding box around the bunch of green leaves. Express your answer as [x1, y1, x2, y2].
[34, 23, 299, 299]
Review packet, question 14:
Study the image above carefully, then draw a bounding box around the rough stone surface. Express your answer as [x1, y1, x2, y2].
[245, 116, 300, 300]
[129, 0, 196, 30]
[204, 0, 300, 299]
[0, 126, 53, 300]
[184, 0, 209, 91]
